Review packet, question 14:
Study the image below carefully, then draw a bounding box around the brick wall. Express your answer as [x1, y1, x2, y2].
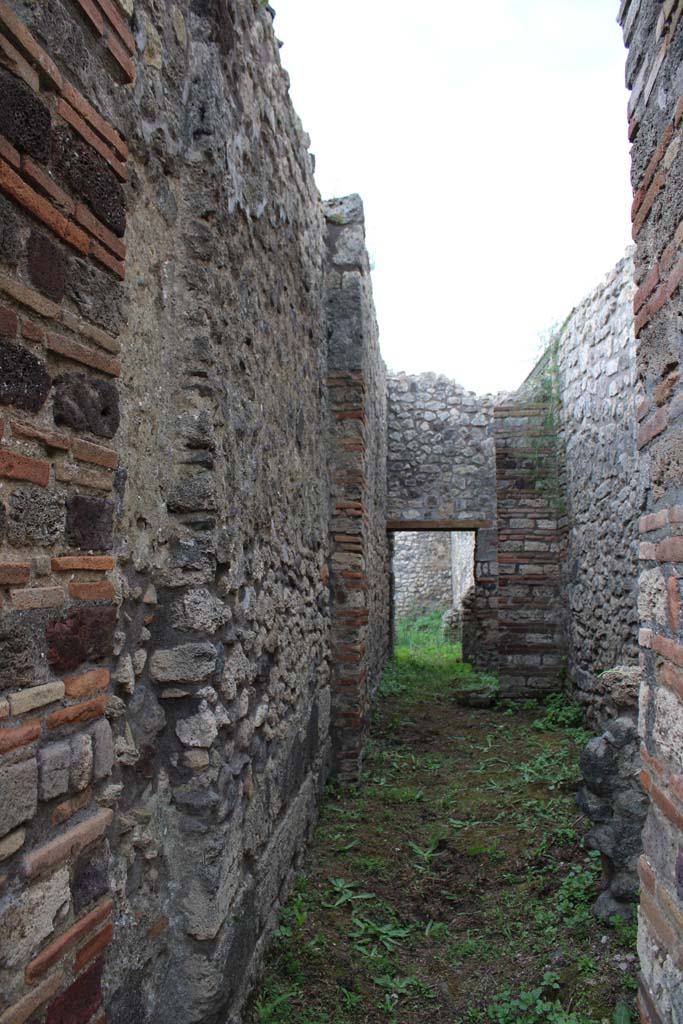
[325, 195, 390, 783]
[620, 0, 683, 1019]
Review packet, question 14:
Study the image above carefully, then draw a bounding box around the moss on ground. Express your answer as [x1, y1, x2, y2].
[245, 613, 638, 1024]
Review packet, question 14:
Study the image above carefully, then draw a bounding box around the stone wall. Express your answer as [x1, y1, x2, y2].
[556, 251, 642, 715]
[0, 4, 387, 1023]
[620, 0, 683, 1019]
[387, 373, 496, 529]
[325, 194, 390, 782]
[392, 531, 452, 618]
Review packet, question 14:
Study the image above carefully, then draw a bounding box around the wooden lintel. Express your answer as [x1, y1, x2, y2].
[386, 518, 491, 533]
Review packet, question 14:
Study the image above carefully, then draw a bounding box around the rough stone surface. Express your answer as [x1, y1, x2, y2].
[0, 759, 37, 837]
[149, 643, 217, 684]
[0, 67, 51, 161]
[67, 258, 124, 336]
[52, 124, 125, 237]
[8, 486, 65, 547]
[0, 866, 70, 970]
[393, 530, 474, 619]
[28, 232, 66, 303]
[0, 339, 52, 413]
[0, 194, 21, 266]
[46, 606, 116, 670]
[53, 373, 120, 439]
[0, 620, 34, 690]
[65, 494, 114, 551]
[38, 741, 71, 801]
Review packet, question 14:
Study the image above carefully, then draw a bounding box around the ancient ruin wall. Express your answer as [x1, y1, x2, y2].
[0, 3, 341, 1022]
[556, 252, 641, 715]
[621, 0, 683, 1019]
[326, 195, 390, 781]
[387, 373, 496, 529]
[392, 531, 453, 618]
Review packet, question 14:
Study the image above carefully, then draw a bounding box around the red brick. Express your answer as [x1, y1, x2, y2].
[21, 156, 75, 215]
[641, 745, 666, 778]
[52, 556, 115, 572]
[72, 438, 118, 469]
[0, 717, 40, 754]
[667, 576, 680, 630]
[640, 889, 677, 953]
[652, 633, 683, 667]
[632, 168, 666, 239]
[0, 159, 89, 255]
[60, 310, 120, 355]
[72, 0, 104, 35]
[46, 332, 120, 377]
[0, 303, 17, 337]
[98, 0, 135, 51]
[51, 786, 91, 826]
[26, 899, 113, 981]
[11, 420, 71, 450]
[56, 99, 127, 183]
[74, 921, 114, 974]
[637, 407, 668, 449]
[638, 855, 656, 893]
[147, 915, 169, 940]
[650, 779, 683, 831]
[61, 84, 128, 162]
[90, 238, 125, 279]
[637, 122, 674, 200]
[45, 958, 103, 1024]
[656, 537, 683, 561]
[0, 132, 20, 169]
[63, 667, 110, 698]
[23, 809, 113, 879]
[68, 580, 115, 601]
[0, 970, 65, 1024]
[659, 659, 683, 700]
[634, 262, 661, 312]
[22, 319, 45, 343]
[0, 271, 61, 319]
[105, 31, 135, 83]
[11, 585, 64, 610]
[0, 1, 63, 90]
[0, 562, 30, 585]
[54, 462, 114, 492]
[640, 509, 670, 533]
[0, 449, 50, 486]
[46, 695, 107, 730]
[75, 202, 126, 260]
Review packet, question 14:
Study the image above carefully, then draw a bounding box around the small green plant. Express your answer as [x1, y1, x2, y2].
[323, 877, 375, 908]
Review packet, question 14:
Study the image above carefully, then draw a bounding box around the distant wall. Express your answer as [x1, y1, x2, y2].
[392, 531, 453, 617]
[557, 251, 641, 719]
[326, 195, 389, 781]
[387, 374, 496, 528]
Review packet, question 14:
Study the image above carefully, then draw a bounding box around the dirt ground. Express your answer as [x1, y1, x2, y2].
[245, 626, 638, 1024]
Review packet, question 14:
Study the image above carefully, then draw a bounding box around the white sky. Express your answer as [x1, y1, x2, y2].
[273, 0, 633, 395]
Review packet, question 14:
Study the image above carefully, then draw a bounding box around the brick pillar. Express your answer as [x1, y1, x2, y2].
[620, 1, 683, 1019]
[0, 0, 131, 1019]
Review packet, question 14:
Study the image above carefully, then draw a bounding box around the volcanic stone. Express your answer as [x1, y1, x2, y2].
[53, 372, 120, 439]
[47, 606, 117, 671]
[0, 68, 50, 161]
[0, 339, 51, 412]
[66, 494, 113, 551]
[29, 231, 66, 302]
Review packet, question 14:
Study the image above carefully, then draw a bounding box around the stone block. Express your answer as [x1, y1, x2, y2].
[0, 68, 51, 161]
[91, 719, 113, 780]
[0, 194, 21, 266]
[176, 704, 218, 748]
[66, 257, 124, 335]
[46, 606, 117, 671]
[39, 741, 71, 801]
[28, 231, 66, 302]
[72, 847, 109, 915]
[9, 680, 65, 715]
[45, 956, 103, 1024]
[0, 621, 34, 690]
[0, 338, 52, 412]
[70, 733, 93, 792]
[53, 372, 120, 439]
[149, 642, 217, 683]
[170, 588, 228, 632]
[0, 865, 70, 968]
[8, 486, 65, 546]
[167, 471, 218, 513]
[0, 758, 37, 837]
[52, 124, 125, 237]
[0, 827, 25, 861]
[65, 494, 113, 551]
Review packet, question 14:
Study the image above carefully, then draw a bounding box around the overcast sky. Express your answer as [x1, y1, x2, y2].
[272, 1, 633, 396]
